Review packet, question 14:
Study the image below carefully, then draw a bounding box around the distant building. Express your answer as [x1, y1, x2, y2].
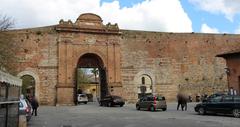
[217, 49, 240, 95]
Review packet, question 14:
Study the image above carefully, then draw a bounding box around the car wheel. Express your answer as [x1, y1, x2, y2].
[198, 107, 205, 115]
[150, 106, 155, 112]
[162, 108, 167, 111]
[99, 102, 103, 106]
[136, 105, 140, 110]
[120, 104, 124, 107]
[107, 102, 112, 107]
[84, 102, 87, 104]
[232, 109, 240, 118]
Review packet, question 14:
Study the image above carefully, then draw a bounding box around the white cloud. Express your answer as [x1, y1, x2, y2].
[0, 0, 192, 32]
[201, 23, 219, 33]
[189, 0, 240, 22]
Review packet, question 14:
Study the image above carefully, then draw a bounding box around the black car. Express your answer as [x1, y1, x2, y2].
[99, 95, 125, 107]
[195, 95, 240, 118]
[202, 92, 226, 102]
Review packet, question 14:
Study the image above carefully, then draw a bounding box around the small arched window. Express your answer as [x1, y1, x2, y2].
[141, 77, 145, 84]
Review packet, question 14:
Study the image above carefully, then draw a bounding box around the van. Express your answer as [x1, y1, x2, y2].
[136, 95, 167, 111]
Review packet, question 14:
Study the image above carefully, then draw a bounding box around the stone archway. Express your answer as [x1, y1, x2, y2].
[17, 70, 40, 101]
[75, 53, 108, 104]
[134, 70, 155, 98]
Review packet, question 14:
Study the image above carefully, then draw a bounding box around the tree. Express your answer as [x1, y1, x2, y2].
[91, 68, 98, 82]
[77, 68, 90, 88]
[0, 15, 18, 74]
[0, 15, 14, 30]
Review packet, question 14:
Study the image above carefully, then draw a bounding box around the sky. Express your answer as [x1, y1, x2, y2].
[1, 0, 240, 34]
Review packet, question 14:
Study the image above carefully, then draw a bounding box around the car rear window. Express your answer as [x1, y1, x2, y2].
[146, 97, 154, 101]
[144, 96, 165, 101]
[156, 96, 165, 101]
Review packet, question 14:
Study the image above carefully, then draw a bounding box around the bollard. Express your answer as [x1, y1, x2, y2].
[19, 115, 27, 127]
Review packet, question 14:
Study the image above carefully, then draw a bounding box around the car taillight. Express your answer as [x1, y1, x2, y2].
[153, 96, 157, 106]
[25, 107, 30, 113]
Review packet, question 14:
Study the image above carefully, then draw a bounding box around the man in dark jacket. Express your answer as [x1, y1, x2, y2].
[177, 93, 188, 111]
[30, 97, 39, 116]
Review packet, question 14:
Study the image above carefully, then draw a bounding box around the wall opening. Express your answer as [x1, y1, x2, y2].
[75, 53, 108, 104]
[20, 75, 36, 98]
[138, 74, 153, 98]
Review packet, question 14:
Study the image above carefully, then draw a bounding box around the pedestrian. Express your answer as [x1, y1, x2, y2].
[177, 93, 188, 111]
[177, 93, 182, 110]
[30, 96, 39, 116]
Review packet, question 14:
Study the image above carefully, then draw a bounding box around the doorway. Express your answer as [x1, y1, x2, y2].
[138, 74, 153, 98]
[20, 75, 35, 98]
[75, 53, 108, 104]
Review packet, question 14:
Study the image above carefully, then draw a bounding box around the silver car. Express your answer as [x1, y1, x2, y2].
[19, 99, 32, 121]
[136, 95, 167, 111]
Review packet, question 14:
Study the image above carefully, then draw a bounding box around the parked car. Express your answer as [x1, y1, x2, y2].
[195, 95, 240, 118]
[202, 92, 226, 102]
[77, 94, 88, 104]
[99, 95, 125, 107]
[19, 98, 32, 121]
[136, 95, 167, 111]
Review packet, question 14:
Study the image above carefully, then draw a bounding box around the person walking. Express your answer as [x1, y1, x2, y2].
[177, 93, 188, 111]
[30, 96, 39, 116]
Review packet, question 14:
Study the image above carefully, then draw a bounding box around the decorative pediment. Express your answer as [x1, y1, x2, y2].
[56, 13, 120, 34]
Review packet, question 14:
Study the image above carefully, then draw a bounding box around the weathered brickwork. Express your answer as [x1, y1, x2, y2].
[4, 13, 240, 105]
[120, 30, 240, 101]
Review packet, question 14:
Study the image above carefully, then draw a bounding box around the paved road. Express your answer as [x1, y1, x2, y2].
[28, 102, 239, 127]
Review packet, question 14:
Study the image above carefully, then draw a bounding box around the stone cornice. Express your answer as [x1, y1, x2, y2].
[55, 13, 121, 35]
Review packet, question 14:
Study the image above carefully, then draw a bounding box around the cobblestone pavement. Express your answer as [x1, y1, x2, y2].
[28, 102, 240, 127]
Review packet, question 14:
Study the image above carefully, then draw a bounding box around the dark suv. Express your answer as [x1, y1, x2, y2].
[99, 95, 125, 107]
[195, 95, 240, 118]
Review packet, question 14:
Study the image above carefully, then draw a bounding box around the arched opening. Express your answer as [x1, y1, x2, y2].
[75, 53, 108, 104]
[138, 74, 153, 98]
[20, 75, 36, 99]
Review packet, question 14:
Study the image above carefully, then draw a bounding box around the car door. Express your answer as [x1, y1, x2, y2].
[139, 97, 148, 109]
[145, 96, 154, 109]
[206, 96, 223, 113]
[220, 96, 233, 113]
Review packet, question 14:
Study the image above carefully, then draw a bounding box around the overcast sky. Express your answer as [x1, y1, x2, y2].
[1, 0, 240, 33]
